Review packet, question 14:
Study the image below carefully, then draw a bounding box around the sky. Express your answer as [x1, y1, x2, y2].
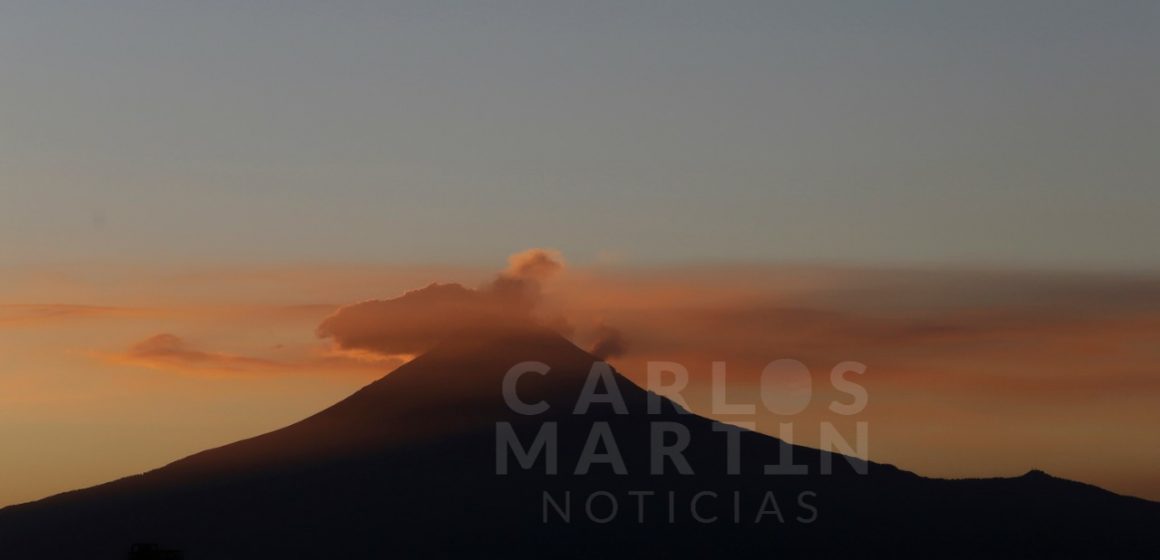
[1, 2, 1159, 506]
[2, 0, 1159, 268]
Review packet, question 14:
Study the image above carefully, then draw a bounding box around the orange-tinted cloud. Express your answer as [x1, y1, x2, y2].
[317, 248, 567, 357]
[314, 254, 1160, 402]
[104, 333, 403, 375]
[316, 283, 512, 357]
[504, 248, 564, 281]
[107, 333, 289, 373]
[552, 267, 1160, 401]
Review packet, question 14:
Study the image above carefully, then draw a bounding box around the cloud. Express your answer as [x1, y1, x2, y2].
[316, 282, 513, 357]
[504, 248, 565, 281]
[316, 249, 567, 356]
[105, 333, 404, 375]
[193, 251, 1157, 404]
[552, 266, 1160, 400]
[314, 252, 1160, 401]
[109, 333, 287, 372]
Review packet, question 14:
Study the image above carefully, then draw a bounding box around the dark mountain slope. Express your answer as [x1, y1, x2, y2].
[1, 329, 1157, 559]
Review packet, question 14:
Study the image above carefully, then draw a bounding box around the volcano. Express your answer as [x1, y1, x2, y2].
[1, 329, 1157, 558]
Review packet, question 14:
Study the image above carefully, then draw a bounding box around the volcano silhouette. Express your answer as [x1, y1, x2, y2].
[1, 329, 1157, 558]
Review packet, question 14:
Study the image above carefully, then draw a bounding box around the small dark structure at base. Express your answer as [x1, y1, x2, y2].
[128, 542, 183, 560]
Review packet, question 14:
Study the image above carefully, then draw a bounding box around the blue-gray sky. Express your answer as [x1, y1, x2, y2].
[2, 1, 1158, 267]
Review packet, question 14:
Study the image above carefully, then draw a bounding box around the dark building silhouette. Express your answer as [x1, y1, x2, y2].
[128, 543, 183, 560]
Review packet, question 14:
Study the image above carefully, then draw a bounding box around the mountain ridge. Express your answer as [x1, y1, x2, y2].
[1, 329, 1157, 558]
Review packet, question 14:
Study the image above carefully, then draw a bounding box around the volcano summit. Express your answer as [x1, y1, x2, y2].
[1, 329, 1157, 559]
